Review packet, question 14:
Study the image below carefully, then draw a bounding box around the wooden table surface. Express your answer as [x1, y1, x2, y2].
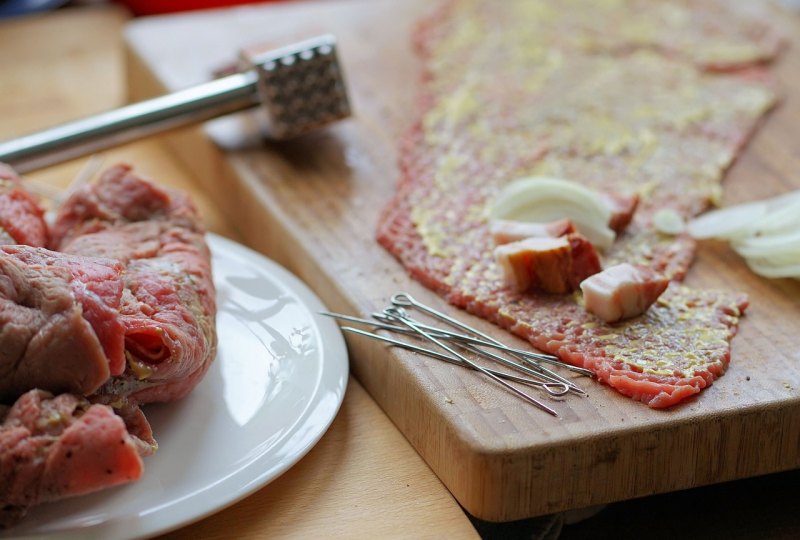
[0, 6, 477, 539]
[3, 5, 800, 540]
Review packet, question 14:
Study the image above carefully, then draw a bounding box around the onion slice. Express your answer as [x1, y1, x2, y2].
[489, 176, 616, 249]
[732, 230, 800, 259]
[686, 201, 768, 240]
[653, 208, 685, 235]
[746, 258, 800, 279]
[687, 189, 800, 280]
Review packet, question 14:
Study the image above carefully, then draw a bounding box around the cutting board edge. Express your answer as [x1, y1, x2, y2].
[417, 396, 800, 521]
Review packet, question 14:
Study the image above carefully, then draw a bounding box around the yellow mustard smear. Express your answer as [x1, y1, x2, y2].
[127, 351, 154, 381]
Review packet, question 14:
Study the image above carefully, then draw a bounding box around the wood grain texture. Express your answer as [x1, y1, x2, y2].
[159, 378, 479, 539]
[0, 7, 128, 133]
[124, 0, 800, 520]
[0, 7, 477, 538]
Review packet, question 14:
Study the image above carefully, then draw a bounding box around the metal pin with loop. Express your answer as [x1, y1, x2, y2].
[323, 310, 574, 397]
[341, 326, 568, 392]
[322, 292, 596, 416]
[390, 293, 592, 389]
[379, 306, 560, 417]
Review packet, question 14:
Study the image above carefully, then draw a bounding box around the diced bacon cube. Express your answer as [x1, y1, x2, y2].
[567, 233, 603, 285]
[494, 233, 602, 294]
[601, 192, 640, 234]
[490, 218, 575, 245]
[580, 263, 670, 323]
[495, 236, 572, 293]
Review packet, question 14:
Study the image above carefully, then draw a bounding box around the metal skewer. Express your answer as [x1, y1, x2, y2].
[321, 310, 585, 392]
[0, 35, 351, 173]
[322, 292, 601, 415]
[341, 326, 569, 394]
[370, 310, 593, 378]
[320, 311, 594, 377]
[380, 307, 559, 416]
[455, 342, 581, 397]
[389, 293, 593, 386]
[385, 298, 587, 394]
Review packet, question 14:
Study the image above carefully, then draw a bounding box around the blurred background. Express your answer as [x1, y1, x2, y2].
[0, 0, 283, 18]
[3, 0, 800, 19]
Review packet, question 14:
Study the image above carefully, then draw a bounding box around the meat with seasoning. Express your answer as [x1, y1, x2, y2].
[0, 162, 216, 527]
[0, 390, 153, 527]
[0, 163, 47, 247]
[377, 0, 778, 407]
[51, 164, 217, 406]
[0, 246, 126, 403]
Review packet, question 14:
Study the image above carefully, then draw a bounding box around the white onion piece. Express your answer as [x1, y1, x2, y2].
[686, 201, 767, 240]
[733, 230, 800, 259]
[491, 176, 611, 221]
[687, 189, 800, 280]
[761, 255, 800, 268]
[489, 176, 615, 249]
[746, 204, 800, 237]
[737, 247, 800, 267]
[746, 258, 800, 279]
[653, 208, 685, 235]
[765, 190, 800, 209]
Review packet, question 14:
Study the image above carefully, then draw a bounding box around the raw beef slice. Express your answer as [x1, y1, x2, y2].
[378, 0, 780, 407]
[0, 390, 148, 527]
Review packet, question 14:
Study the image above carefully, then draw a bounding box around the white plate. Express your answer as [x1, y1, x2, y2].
[4, 234, 349, 539]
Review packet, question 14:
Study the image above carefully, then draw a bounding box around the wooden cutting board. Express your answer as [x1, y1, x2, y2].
[124, 0, 800, 521]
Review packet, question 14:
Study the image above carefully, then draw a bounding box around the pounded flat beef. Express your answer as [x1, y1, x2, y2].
[0, 163, 48, 247]
[0, 246, 125, 403]
[0, 390, 149, 527]
[52, 164, 217, 406]
[378, 0, 780, 407]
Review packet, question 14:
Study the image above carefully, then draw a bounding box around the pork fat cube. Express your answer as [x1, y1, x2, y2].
[494, 233, 602, 294]
[490, 218, 575, 245]
[494, 236, 572, 293]
[566, 233, 602, 286]
[601, 193, 640, 234]
[580, 263, 669, 322]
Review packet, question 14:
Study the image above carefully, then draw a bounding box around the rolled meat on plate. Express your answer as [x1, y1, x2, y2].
[0, 162, 217, 527]
[51, 164, 217, 406]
